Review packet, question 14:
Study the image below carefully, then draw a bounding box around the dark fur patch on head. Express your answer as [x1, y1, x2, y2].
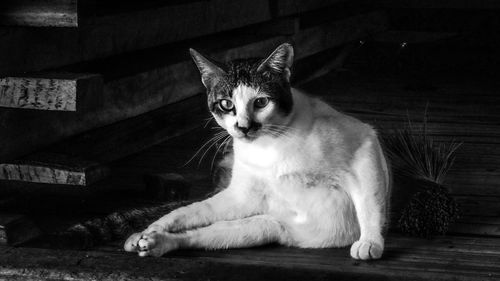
[206, 58, 293, 115]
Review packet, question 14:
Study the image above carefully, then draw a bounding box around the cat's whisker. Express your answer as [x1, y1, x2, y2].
[262, 127, 280, 138]
[263, 125, 295, 139]
[266, 124, 298, 137]
[183, 132, 228, 167]
[266, 124, 295, 132]
[210, 135, 232, 172]
[197, 133, 229, 167]
[203, 116, 215, 128]
[222, 135, 233, 154]
[266, 129, 286, 139]
[193, 136, 226, 168]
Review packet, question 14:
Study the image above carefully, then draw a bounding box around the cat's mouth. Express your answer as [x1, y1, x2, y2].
[232, 131, 260, 142]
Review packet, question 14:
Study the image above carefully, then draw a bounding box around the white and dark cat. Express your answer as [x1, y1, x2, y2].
[124, 43, 391, 260]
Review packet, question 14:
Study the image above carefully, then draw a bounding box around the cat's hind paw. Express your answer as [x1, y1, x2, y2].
[350, 239, 384, 260]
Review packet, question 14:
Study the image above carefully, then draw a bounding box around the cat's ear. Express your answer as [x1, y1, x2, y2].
[257, 43, 294, 81]
[190, 48, 226, 88]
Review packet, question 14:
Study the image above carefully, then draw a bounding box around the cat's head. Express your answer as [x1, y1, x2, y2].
[190, 43, 295, 142]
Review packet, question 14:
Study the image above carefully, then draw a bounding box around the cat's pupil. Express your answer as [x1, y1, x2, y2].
[254, 97, 269, 108]
[219, 99, 234, 112]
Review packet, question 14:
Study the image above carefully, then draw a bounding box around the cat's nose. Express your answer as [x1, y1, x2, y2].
[236, 124, 250, 134]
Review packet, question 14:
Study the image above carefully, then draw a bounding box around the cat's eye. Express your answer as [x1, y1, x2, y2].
[218, 99, 234, 112]
[254, 97, 270, 109]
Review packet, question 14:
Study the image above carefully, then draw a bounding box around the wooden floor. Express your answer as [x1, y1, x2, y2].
[1, 234, 499, 281]
[2, 53, 500, 280]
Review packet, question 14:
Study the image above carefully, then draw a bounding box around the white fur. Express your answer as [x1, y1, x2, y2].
[125, 88, 390, 260]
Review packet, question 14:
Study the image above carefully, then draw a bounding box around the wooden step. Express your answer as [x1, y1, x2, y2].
[0, 73, 102, 111]
[0, 0, 78, 27]
[0, 153, 108, 186]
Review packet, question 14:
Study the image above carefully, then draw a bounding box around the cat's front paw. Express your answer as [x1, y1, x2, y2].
[350, 239, 384, 260]
[124, 231, 179, 257]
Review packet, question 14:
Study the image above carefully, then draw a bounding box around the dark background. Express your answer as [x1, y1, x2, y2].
[0, 1, 499, 280]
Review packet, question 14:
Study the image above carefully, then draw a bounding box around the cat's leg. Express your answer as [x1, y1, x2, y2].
[133, 215, 286, 257]
[125, 170, 265, 252]
[346, 138, 389, 260]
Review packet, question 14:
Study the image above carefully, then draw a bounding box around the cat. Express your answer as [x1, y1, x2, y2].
[124, 43, 391, 260]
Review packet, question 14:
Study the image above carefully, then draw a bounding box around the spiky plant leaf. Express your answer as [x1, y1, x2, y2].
[383, 109, 462, 237]
[383, 113, 461, 184]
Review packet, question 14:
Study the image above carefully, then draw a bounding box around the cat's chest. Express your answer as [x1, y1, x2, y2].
[234, 136, 321, 174]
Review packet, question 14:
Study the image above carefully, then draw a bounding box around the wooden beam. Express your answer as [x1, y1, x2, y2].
[0, 153, 109, 186]
[0, 73, 102, 111]
[0, 0, 78, 27]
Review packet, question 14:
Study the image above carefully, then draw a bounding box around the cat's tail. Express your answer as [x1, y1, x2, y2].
[49, 200, 194, 249]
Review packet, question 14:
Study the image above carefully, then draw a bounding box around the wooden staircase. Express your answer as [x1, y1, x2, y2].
[0, 0, 388, 186]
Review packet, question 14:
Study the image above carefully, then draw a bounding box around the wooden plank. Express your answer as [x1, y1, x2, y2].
[1, 234, 499, 281]
[0, 73, 102, 111]
[0, 0, 273, 77]
[0, 214, 42, 245]
[0, 0, 78, 27]
[275, 0, 349, 17]
[293, 11, 388, 60]
[0, 153, 109, 186]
